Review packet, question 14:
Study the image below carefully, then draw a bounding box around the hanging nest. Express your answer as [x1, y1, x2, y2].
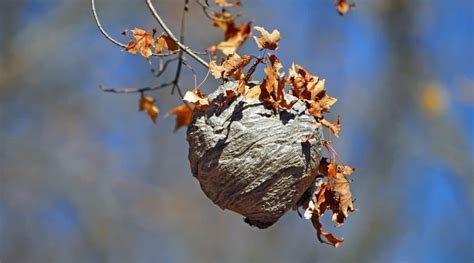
[187, 81, 324, 228]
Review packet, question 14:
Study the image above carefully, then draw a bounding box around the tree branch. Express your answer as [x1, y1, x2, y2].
[91, 0, 180, 57]
[91, 0, 127, 49]
[145, 0, 209, 68]
[99, 82, 174, 94]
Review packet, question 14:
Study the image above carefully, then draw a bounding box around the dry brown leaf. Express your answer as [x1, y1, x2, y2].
[340, 164, 355, 175]
[126, 28, 155, 60]
[258, 54, 293, 112]
[211, 11, 235, 32]
[253, 26, 281, 50]
[215, 0, 241, 8]
[336, 0, 352, 16]
[313, 180, 334, 216]
[155, 33, 179, 54]
[327, 162, 338, 179]
[209, 53, 251, 80]
[237, 79, 247, 95]
[211, 11, 251, 55]
[315, 158, 355, 228]
[217, 22, 252, 55]
[311, 216, 344, 247]
[331, 170, 355, 226]
[139, 94, 159, 123]
[183, 89, 210, 110]
[168, 104, 193, 131]
[321, 116, 341, 137]
[244, 85, 261, 100]
[306, 91, 337, 119]
[288, 64, 325, 100]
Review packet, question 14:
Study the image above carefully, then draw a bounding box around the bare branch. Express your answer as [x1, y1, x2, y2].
[91, 0, 182, 57]
[91, 0, 127, 48]
[99, 82, 174, 94]
[151, 57, 179, 78]
[145, 0, 209, 68]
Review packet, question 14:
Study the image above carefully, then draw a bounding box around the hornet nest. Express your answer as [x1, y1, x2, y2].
[187, 81, 324, 228]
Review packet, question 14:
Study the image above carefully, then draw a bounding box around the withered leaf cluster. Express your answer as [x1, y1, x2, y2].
[306, 157, 355, 246]
[183, 25, 355, 246]
[111, 1, 356, 247]
[124, 28, 179, 60]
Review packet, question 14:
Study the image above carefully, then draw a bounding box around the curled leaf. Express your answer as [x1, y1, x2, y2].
[139, 94, 159, 123]
[126, 28, 155, 59]
[209, 53, 251, 80]
[212, 11, 251, 55]
[336, 0, 353, 16]
[155, 33, 179, 54]
[258, 54, 294, 112]
[321, 116, 341, 137]
[311, 216, 344, 247]
[331, 170, 355, 226]
[288, 64, 325, 100]
[253, 26, 281, 50]
[316, 158, 356, 227]
[217, 22, 252, 55]
[183, 89, 210, 110]
[168, 104, 193, 131]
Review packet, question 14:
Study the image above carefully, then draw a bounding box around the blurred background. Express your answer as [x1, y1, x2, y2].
[1, 0, 473, 262]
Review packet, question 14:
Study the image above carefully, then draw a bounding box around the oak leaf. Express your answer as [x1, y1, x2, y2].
[253, 26, 281, 50]
[314, 157, 356, 231]
[288, 64, 325, 101]
[258, 54, 293, 112]
[217, 22, 252, 55]
[212, 11, 252, 55]
[331, 169, 355, 226]
[183, 89, 210, 110]
[336, 0, 353, 16]
[209, 53, 251, 80]
[168, 104, 193, 131]
[139, 94, 159, 123]
[321, 116, 341, 137]
[125, 28, 155, 60]
[155, 33, 179, 54]
[315, 182, 332, 215]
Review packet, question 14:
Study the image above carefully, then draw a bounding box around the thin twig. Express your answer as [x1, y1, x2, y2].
[151, 57, 179, 78]
[195, 0, 241, 22]
[91, 0, 127, 48]
[183, 60, 198, 88]
[194, 48, 212, 90]
[171, 0, 189, 95]
[92, 0, 185, 57]
[145, 0, 209, 68]
[244, 56, 264, 83]
[99, 82, 173, 94]
[196, 65, 211, 90]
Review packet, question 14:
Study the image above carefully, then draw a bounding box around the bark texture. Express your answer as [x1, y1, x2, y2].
[187, 81, 324, 228]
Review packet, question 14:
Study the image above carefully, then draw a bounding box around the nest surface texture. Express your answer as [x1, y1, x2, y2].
[187, 81, 324, 228]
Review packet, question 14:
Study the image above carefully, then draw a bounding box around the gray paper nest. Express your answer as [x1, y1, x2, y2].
[187, 81, 324, 228]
